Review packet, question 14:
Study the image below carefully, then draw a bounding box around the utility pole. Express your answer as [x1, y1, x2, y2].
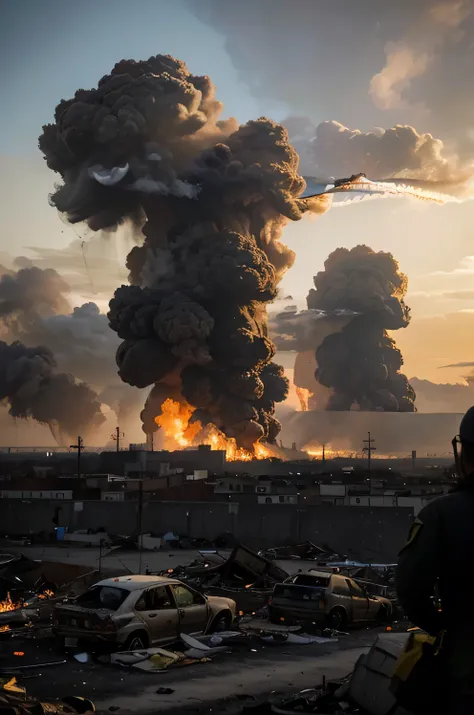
[322, 443, 326, 466]
[137, 480, 144, 574]
[111, 426, 124, 453]
[362, 432, 376, 472]
[70, 436, 84, 479]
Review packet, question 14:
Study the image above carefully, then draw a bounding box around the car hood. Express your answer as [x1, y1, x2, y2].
[207, 596, 236, 615]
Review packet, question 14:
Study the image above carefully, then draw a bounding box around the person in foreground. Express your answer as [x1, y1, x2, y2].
[396, 406, 474, 714]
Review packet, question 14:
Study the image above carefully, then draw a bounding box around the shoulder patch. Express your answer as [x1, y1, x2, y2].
[399, 518, 424, 554]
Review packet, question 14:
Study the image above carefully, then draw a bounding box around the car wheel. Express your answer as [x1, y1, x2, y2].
[327, 607, 347, 630]
[210, 611, 231, 633]
[123, 631, 149, 651]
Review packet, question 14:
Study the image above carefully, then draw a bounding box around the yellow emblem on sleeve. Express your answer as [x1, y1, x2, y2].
[399, 518, 423, 553]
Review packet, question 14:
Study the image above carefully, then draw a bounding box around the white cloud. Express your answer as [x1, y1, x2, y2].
[429, 255, 474, 276]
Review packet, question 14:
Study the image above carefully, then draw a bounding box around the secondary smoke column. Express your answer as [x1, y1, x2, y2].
[0, 340, 105, 439]
[39, 55, 326, 450]
[0, 267, 142, 427]
[270, 307, 356, 411]
[0, 266, 71, 328]
[0, 266, 107, 438]
[307, 245, 416, 412]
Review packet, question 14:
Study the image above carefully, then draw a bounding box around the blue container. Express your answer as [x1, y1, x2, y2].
[56, 526, 65, 542]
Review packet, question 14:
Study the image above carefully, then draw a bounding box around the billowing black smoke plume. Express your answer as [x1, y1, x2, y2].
[39, 55, 326, 450]
[0, 340, 105, 439]
[307, 245, 416, 411]
[0, 265, 71, 325]
[0, 266, 142, 431]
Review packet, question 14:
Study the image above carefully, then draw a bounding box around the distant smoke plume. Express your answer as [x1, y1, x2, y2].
[0, 340, 105, 439]
[270, 308, 356, 411]
[39, 55, 327, 450]
[0, 266, 141, 431]
[0, 267, 71, 326]
[305, 245, 415, 412]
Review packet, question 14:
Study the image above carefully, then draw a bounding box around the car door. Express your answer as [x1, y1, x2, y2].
[328, 575, 352, 620]
[170, 583, 209, 634]
[135, 585, 179, 644]
[346, 579, 370, 622]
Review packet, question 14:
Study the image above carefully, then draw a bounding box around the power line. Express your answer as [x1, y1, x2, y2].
[69, 436, 85, 479]
[111, 426, 125, 452]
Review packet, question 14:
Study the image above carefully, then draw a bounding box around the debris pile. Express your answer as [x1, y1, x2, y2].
[238, 632, 410, 714]
[0, 676, 95, 715]
[109, 631, 243, 672]
[160, 544, 289, 613]
[0, 553, 101, 635]
[258, 541, 339, 562]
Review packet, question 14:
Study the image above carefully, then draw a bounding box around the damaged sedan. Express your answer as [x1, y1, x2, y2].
[52, 575, 236, 650]
[268, 570, 392, 629]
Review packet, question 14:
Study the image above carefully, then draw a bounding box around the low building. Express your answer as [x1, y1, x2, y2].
[214, 474, 298, 504]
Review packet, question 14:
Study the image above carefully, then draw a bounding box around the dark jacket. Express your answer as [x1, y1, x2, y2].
[397, 481, 474, 692]
[397, 481, 474, 636]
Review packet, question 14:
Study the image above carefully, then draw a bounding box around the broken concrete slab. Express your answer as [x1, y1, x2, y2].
[179, 632, 228, 658]
[348, 633, 411, 715]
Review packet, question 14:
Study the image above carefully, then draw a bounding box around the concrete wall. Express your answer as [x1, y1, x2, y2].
[0, 499, 413, 561]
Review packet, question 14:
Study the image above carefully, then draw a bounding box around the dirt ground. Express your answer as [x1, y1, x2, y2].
[1, 624, 377, 714]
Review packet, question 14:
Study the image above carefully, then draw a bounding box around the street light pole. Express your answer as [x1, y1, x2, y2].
[137, 480, 144, 574]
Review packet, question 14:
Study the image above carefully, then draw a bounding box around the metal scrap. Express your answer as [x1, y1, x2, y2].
[158, 543, 289, 614]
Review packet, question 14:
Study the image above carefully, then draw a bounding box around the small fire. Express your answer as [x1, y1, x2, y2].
[0, 588, 54, 614]
[303, 443, 401, 460]
[303, 443, 358, 460]
[155, 398, 276, 461]
[0, 593, 21, 613]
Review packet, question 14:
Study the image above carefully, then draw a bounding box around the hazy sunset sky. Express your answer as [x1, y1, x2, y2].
[1, 0, 473, 384]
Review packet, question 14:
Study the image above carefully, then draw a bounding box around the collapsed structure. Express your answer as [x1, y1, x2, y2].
[39, 54, 328, 452]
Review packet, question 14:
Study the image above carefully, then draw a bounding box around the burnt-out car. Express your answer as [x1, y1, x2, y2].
[268, 570, 392, 629]
[53, 575, 236, 650]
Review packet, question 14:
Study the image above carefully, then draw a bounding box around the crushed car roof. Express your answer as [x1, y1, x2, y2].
[94, 575, 181, 591]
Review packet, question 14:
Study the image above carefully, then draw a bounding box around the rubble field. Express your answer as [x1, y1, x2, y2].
[0, 544, 411, 714]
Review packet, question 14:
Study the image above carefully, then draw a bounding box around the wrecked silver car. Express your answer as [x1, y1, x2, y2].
[53, 575, 236, 649]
